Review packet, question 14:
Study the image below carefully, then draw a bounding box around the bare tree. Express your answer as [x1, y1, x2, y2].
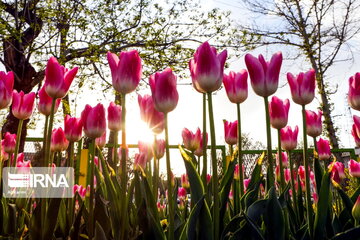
[240, 0, 360, 149]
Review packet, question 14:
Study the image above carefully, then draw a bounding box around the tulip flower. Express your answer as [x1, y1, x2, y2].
[348, 73, 360, 111]
[138, 94, 165, 134]
[51, 128, 69, 152]
[95, 131, 107, 148]
[12, 90, 36, 120]
[352, 195, 360, 225]
[206, 174, 212, 184]
[223, 70, 248, 104]
[107, 50, 142, 94]
[189, 42, 227, 93]
[1, 142, 9, 161]
[38, 86, 61, 116]
[305, 110, 322, 138]
[44, 57, 78, 99]
[16, 153, 31, 169]
[64, 115, 83, 142]
[280, 126, 299, 151]
[107, 102, 122, 132]
[349, 159, 360, 178]
[352, 124, 360, 147]
[182, 128, 201, 152]
[81, 104, 106, 139]
[149, 68, 179, 113]
[138, 141, 153, 162]
[224, 120, 238, 145]
[0, 71, 14, 109]
[154, 139, 165, 159]
[269, 96, 290, 129]
[317, 138, 331, 161]
[284, 169, 291, 183]
[298, 165, 306, 182]
[245, 52, 282, 97]
[194, 132, 208, 157]
[134, 153, 147, 170]
[276, 151, 289, 168]
[181, 174, 190, 188]
[330, 162, 346, 184]
[2, 132, 16, 153]
[73, 184, 87, 198]
[287, 69, 316, 105]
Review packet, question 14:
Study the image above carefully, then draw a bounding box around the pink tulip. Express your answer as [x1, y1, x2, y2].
[280, 126, 298, 151]
[64, 115, 83, 142]
[317, 138, 331, 161]
[1, 143, 9, 161]
[107, 102, 122, 132]
[298, 165, 305, 182]
[138, 94, 165, 134]
[313, 192, 319, 204]
[51, 128, 69, 152]
[182, 128, 201, 152]
[73, 184, 87, 198]
[305, 110, 322, 138]
[138, 141, 153, 162]
[287, 69, 316, 105]
[269, 96, 290, 129]
[134, 153, 147, 170]
[234, 164, 244, 180]
[154, 139, 165, 159]
[16, 153, 31, 168]
[38, 86, 61, 116]
[276, 151, 289, 168]
[189, 42, 227, 93]
[81, 104, 106, 139]
[107, 50, 142, 94]
[178, 187, 187, 200]
[275, 165, 289, 182]
[12, 90, 36, 120]
[330, 162, 346, 184]
[2, 132, 16, 153]
[352, 123, 360, 147]
[223, 70, 248, 104]
[0, 71, 14, 109]
[349, 159, 360, 178]
[284, 169, 291, 183]
[44, 57, 78, 99]
[95, 131, 107, 148]
[194, 132, 208, 157]
[206, 174, 212, 184]
[149, 68, 179, 113]
[181, 174, 190, 188]
[348, 72, 360, 111]
[224, 120, 238, 145]
[244, 178, 251, 192]
[244, 52, 282, 97]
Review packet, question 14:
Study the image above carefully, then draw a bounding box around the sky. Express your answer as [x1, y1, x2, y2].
[2, 0, 360, 176]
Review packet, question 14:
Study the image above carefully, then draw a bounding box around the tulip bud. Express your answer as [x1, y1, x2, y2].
[149, 68, 179, 113]
[269, 96, 290, 129]
[223, 70, 248, 104]
[189, 42, 227, 93]
[64, 115, 83, 142]
[138, 141, 153, 162]
[194, 132, 208, 157]
[305, 110, 322, 138]
[348, 73, 360, 111]
[349, 159, 360, 178]
[182, 128, 201, 152]
[329, 162, 346, 185]
[181, 174, 190, 188]
[107, 102, 122, 132]
[287, 69, 316, 105]
[16, 153, 31, 170]
[95, 131, 107, 148]
[0, 71, 14, 109]
[38, 86, 61, 116]
[276, 151, 289, 168]
[107, 50, 142, 94]
[138, 94, 165, 134]
[206, 174, 212, 184]
[352, 196, 360, 223]
[45, 57, 78, 99]
[245, 52, 282, 97]
[224, 120, 237, 145]
[12, 90, 36, 120]
[81, 104, 106, 139]
[316, 138, 331, 161]
[134, 153, 147, 170]
[244, 178, 251, 193]
[280, 126, 298, 151]
[154, 139, 165, 159]
[1, 143, 9, 161]
[2, 132, 16, 153]
[51, 128, 69, 152]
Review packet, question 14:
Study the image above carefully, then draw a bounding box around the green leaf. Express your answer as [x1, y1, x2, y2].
[246, 152, 265, 192]
[313, 158, 324, 194]
[221, 215, 244, 240]
[247, 199, 267, 223]
[314, 171, 331, 239]
[331, 226, 360, 240]
[94, 221, 107, 240]
[265, 187, 285, 240]
[243, 214, 265, 240]
[182, 196, 204, 240]
[43, 198, 62, 239]
[337, 188, 354, 219]
[351, 186, 360, 203]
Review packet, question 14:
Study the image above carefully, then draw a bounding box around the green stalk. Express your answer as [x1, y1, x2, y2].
[237, 103, 244, 199]
[264, 97, 274, 190]
[120, 93, 128, 239]
[278, 129, 286, 191]
[302, 104, 314, 238]
[207, 92, 219, 239]
[153, 135, 159, 199]
[201, 93, 208, 187]
[113, 131, 118, 174]
[45, 98, 57, 167]
[13, 119, 23, 166]
[43, 115, 49, 166]
[88, 139, 96, 239]
[287, 150, 298, 219]
[68, 142, 75, 226]
[164, 113, 175, 240]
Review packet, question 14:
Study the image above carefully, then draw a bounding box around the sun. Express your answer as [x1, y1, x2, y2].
[126, 118, 155, 145]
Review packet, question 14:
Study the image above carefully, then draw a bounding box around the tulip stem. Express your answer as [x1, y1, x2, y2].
[313, 137, 318, 153]
[287, 150, 298, 220]
[120, 93, 128, 239]
[278, 129, 286, 192]
[45, 98, 57, 167]
[208, 92, 219, 240]
[13, 119, 23, 167]
[302, 104, 314, 238]
[113, 131, 118, 174]
[153, 135, 159, 200]
[43, 115, 49, 166]
[264, 97, 274, 190]
[201, 93, 208, 188]
[237, 103, 244, 199]
[88, 139, 96, 239]
[164, 113, 175, 240]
